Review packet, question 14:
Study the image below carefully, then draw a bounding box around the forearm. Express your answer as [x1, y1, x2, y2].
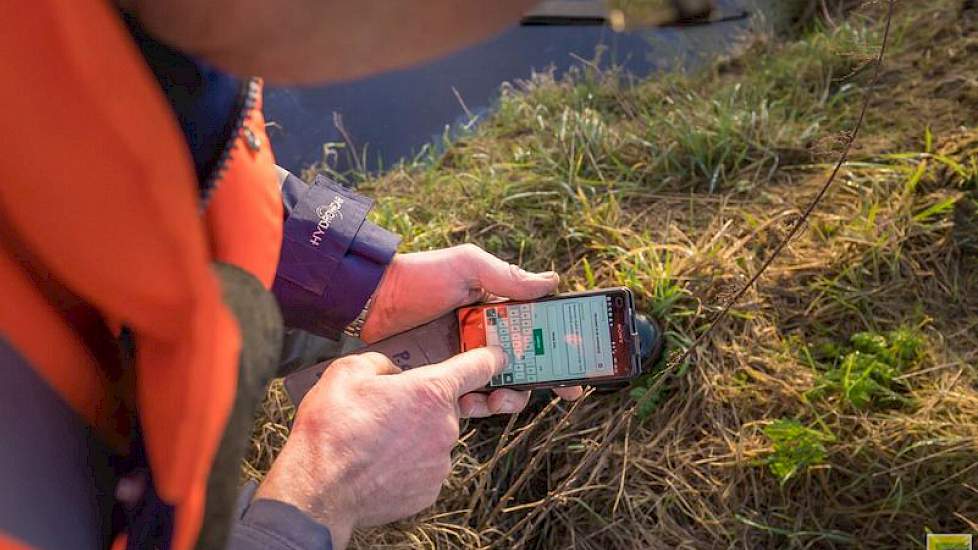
[272, 169, 399, 340]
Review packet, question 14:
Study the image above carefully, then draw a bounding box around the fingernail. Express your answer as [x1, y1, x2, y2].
[487, 345, 509, 366]
[500, 396, 523, 413]
[513, 265, 557, 280]
[494, 392, 525, 413]
[524, 270, 557, 281]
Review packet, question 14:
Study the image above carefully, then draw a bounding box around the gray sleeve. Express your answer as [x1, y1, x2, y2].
[228, 498, 334, 550]
[277, 328, 364, 377]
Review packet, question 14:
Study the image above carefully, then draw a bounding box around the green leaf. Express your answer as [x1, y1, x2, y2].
[582, 256, 596, 287]
[763, 419, 833, 484]
[913, 196, 958, 223]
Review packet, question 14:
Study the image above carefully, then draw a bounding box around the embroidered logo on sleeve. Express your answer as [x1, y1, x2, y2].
[309, 196, 345, 247]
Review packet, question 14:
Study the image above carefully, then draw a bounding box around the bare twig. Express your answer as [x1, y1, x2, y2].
[333, 111, 365, 174]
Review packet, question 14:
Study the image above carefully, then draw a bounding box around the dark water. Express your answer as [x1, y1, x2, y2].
[264, 0, 769, 175]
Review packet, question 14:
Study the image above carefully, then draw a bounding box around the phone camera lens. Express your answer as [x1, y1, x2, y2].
[614, 297, 624, 307]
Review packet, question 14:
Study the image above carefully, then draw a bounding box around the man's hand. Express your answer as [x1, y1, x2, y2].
[359, 244, 582, 405]
[361, 244, 557, 342]
[255, 348, 510, 549]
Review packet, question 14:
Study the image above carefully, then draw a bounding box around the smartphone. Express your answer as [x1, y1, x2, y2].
[457, 287, 642, 391]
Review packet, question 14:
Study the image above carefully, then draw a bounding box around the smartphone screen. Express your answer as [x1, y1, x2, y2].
[457, 289, 636, 388]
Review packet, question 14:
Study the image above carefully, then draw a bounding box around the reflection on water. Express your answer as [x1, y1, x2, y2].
[264, 0, 771, 175]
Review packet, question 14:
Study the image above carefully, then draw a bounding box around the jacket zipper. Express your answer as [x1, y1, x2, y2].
[199, 77, 261, 210]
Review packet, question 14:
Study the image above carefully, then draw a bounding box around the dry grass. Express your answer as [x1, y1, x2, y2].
[247, 2, 978, 548]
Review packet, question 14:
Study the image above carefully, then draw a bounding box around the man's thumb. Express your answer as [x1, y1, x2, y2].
[455, 245, 557, 301]
[409, 346, 509, 397]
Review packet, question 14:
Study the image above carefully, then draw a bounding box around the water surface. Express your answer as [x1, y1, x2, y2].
[264, 0, 773, 174]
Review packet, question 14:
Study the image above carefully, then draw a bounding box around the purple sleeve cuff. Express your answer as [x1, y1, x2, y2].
[273, 174, 399, 339]
[229, 499, 333, 550]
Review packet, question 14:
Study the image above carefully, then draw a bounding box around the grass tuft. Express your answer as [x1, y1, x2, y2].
[810, 327, 924, 409]
[762, 419, 834, 484]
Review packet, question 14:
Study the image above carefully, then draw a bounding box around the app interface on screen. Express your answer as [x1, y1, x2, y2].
[485, 295, 615, 387]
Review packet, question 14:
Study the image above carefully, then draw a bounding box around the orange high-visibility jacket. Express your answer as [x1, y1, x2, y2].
[0, 1, 397, 548]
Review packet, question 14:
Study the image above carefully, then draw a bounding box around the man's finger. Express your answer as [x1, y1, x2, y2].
[487, 389, 530, 414]
[459, 392, 492, 418]
[460, 245, 558, 300]
[351, 351, 403, 375]
[408, 346, 508, 397]
[553, 386, 584, 401]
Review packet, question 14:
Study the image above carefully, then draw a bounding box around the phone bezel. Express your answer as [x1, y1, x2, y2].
[456, 287, 641, 391]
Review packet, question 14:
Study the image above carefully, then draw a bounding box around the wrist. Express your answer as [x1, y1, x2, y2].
[343, 294, 373, 340]
[358, 259, 397, 342]
[255, 442, 356, 548]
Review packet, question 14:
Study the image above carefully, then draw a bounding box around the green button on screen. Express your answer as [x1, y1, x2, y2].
[533, 329, 545, 355]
